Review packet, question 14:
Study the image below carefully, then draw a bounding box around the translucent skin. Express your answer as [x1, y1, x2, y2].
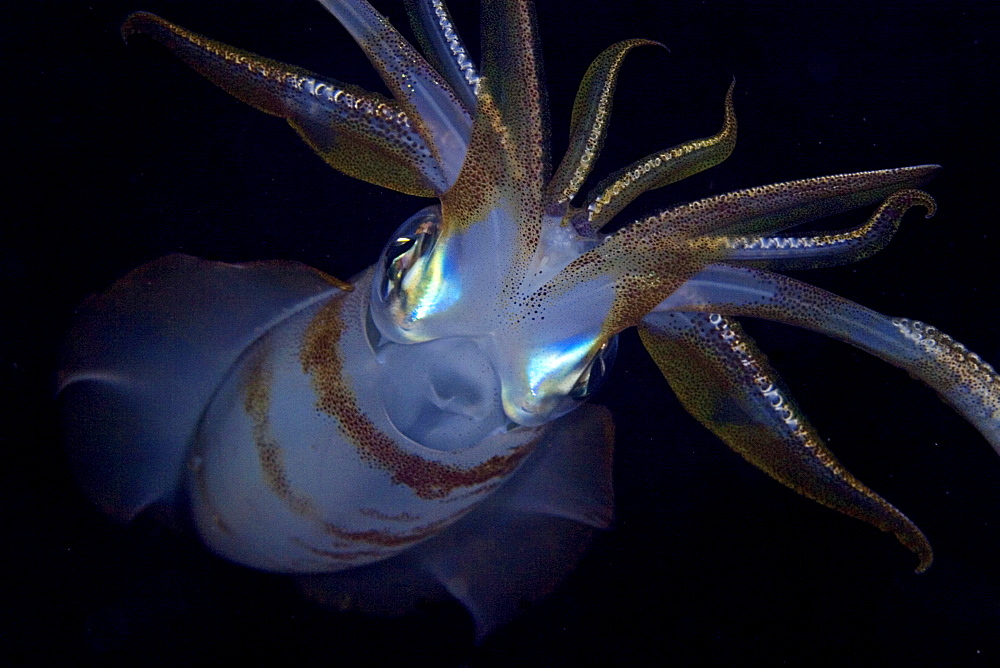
[59, 0, 998, 637]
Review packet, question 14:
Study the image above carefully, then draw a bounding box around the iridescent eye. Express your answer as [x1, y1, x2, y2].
[379, 206, 440, 302]
[570, 335, 619, 400]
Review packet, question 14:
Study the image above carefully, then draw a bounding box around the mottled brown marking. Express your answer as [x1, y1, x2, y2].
[322, 515, 455, 548]
[243, 335, 473, 549]
[292, 538, 386, 562]
[438, 0, 547, 295]
[299, 296, 535, 500]
[243, 338, 317, 517]
[359, 508, 423, 522]
[333, 0, 467, 179]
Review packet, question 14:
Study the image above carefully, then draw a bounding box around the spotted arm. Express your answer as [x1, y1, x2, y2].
[122, 10, 456, 195]
[656, 264, 1000, 454]
[403, 0, 481, 111]
[640, 311, 932, 571]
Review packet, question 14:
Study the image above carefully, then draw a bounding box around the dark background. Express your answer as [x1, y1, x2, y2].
[3, 1, 998, 664]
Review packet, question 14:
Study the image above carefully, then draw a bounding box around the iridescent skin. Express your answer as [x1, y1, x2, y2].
[58, 0, 999, 637]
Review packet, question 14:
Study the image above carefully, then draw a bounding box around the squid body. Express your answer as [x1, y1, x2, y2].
[58, 0, 1000, 638]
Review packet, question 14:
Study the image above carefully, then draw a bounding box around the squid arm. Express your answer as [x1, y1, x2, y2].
[654, 264, 1000, 453]
[402, 0, 481, 111]
[315, 0, 473, 185]
[626, 164, 995, 572]
[576, 80, 737, 234]
[639, 311, 933, 571]
[641, 260, 999, 570]
[122, 9, 463, 196]
[543, 42, 737, 235]
[707, 189, 937, 271]
[546, 39, 665, 215]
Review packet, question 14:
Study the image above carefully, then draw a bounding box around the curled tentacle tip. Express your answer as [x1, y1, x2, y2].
[121, 11, 157, 43]
[914, 552, 933, 574]
[899, 531, 933, 574]
[906, 189, 938, 218]
[888, 188, 937, 219]
[914, 190, 937, 218]
[635, 38, 670, 53]
[923, 198, 938, 219]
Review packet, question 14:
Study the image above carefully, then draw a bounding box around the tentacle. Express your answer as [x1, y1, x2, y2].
[575, 79, 737, 233]
[710, 189, 936, 270]
[639, 311, 932, 572]
[382, 0, 553, 339]
[316, 0, 472, 186]
[664, 165, 939, 239]
[121, 12, 445, 196]
[655, 264, 1000, 453]
[441, 0, 549, 241]
[477, 0, 549, 186]
[545, 39, 663, 216]
[551, 166, 940, 339]
[403, 0, 481, 111]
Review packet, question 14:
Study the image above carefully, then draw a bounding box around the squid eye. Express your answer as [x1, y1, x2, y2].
[570, 335, 619, 400]
[379, 206, 440, 303]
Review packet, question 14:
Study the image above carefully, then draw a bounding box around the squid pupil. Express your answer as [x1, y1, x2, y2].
[380, 218, 437, 301]
[570, 336, 619, 399]
[382, 243, 409, 299]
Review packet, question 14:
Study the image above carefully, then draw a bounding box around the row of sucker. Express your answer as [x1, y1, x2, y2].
[122, 12, 445, 196]
[546, 40, 662, 215]
[577, 80, 737, 233]
[440, 0, 549, 320]
[428, 0, 481, 97]
[542, 167, 938, 341]
[639, 312, 933, 572]
[892, 318, 1000, 426]
[318, 0, 472, 186]
[710, 189, 936, 270]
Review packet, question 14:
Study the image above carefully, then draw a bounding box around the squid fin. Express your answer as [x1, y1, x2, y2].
[58, 254, 346, 521]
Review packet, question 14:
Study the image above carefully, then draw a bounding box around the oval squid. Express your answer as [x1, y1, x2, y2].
[57, 0, 999, 639]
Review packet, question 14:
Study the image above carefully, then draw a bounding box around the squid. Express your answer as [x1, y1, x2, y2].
[58, 0, 999, 639]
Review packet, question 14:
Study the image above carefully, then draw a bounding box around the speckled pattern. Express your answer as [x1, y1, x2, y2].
[442, 0, 548, 264]
[547, 39, 661, 210]
[300, 293, 537, 500]
[123, 12, 442, 195]
[641, 311, 932, 571]
[715, 188, 936, 270]
[319, 0, 471, 187]
[580, 79, 737, 231]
